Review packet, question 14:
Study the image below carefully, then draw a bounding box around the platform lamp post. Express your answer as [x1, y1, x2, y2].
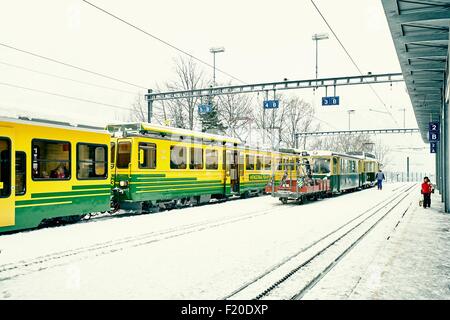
[210, 47, 225, 87]
[398, 108, 406, 128]
[347, 109, 356, 130]
[312, 33, 329, 91]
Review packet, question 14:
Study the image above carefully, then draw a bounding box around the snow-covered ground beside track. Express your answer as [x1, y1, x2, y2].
[302, 191, 450, 300]
[1, 182, 440, 299]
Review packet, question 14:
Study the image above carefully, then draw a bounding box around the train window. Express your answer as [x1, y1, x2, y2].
[239, 153, 244, 176]
[350, 160, 356, 173]
[32, 139, 71, 180]
[333, 157, 338, 174]
[190, 147, 204, 170]
[314, 159, 331, 174]
[0, 138, 11, 198]
[117, 141, 131, 169]
[224, 150, 233, 171]
[77, 144, 108, 179]
[246, 154, 255, 170]
[170, 146, 187, 169]
[139, 142, 157, 169]
[206, 149, 218, 170]
[255, 156, 263, 170]
[341, 159, 347, 173]
[275, 158, 281, 171]
[15, 152, 26, 195]
[110, 142, 116, 168]
[264, 156, 271, 170]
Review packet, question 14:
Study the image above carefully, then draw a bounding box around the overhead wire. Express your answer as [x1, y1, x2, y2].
[0, 41, 148, 89]
[0, 81, 131, 111]
[81, 0, 247, 85]
[0, 60, 138, 95]
[310, 0, 399, 127]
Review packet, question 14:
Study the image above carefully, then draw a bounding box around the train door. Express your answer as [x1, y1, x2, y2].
[225, 149, 240, 193]
[0, 130, 15, 228]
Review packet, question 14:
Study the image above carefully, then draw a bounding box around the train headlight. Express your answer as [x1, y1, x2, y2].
[119, 180, 129, 188]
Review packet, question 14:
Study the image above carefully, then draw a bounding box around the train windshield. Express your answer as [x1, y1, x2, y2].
[313, 158, 331, 174]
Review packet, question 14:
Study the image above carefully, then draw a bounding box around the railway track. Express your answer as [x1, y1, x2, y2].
[0, 183, 412, 284]
[0, 188, 344, 281]
[223, 183, 416, 300]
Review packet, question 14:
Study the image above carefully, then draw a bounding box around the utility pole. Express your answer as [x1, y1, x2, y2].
[147, 89, 153, 123]
[347, 109, 355, 130]
[398, 108, 406, 128]
[210, 47, 225, 87]
[312, 33, 329, 91]
[407, 156, 410, 182]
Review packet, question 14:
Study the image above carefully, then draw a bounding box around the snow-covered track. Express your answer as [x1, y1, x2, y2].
[223, 183, 416, 300]
[0, 195, 322, 281]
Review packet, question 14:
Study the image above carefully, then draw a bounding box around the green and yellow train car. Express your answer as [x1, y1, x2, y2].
[107, 123, 287, 212]
[306, 150, 361, 193]
[0, 117, 111, 233]
[348, 151, 380, 188]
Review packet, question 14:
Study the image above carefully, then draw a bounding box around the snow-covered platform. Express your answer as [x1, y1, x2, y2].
[0, 182, 448, 299]
[303, 191, 450, 299]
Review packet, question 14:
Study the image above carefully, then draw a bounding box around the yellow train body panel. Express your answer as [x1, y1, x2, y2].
[0, 118, 111, 232]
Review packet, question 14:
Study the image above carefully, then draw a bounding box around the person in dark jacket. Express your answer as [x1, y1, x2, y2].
[375, 169, 385, 190]
[421, 176, 433, 208]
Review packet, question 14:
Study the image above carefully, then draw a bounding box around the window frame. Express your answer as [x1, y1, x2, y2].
[0, 137, 12, 198]
[31, 138, 72, 181]
[138, 142, 157, 170]
[15, 151, 26, 196]
[76, 143, 108, 180]
[110, 142, 116, 169]
[205, 149, 219, 170]
[245, 154, 255, 171]
[170, 145, 187, 170]
[189, 147, 204, 170]
[116, 141, 132, 169]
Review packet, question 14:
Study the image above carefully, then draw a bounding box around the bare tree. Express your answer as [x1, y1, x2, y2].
[158, 56, 207, 129]
[372, 139, 391, 168]
[281, 97, 317, 148]
[217, 92, 254, 142]
[253, 94, 317, 149]
[308, 133, 373, 153]
[128, 92, 148, 122]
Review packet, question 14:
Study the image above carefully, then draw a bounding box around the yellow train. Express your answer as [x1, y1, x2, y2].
[0, 119, 288, 232]
[0, 117, 111, 233]
[107, 123, 288, 212]
[0, 118, 381, 234]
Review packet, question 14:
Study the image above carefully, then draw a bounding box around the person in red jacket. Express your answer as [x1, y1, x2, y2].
[421, 177, 433, 208]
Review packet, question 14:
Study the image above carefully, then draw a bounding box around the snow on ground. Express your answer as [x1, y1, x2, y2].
[0, 182, 430, 299]
[303, 190, 450, 300]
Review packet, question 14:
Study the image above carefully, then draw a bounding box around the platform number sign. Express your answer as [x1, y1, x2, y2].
[322, 96, 340, 106]
[429, 121, 440, 142]
[430, 142, 437, 154]
[198, 104, 212, 114]
[263, 100, 279, 109]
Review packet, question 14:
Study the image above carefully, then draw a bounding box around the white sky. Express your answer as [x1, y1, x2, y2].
[0, 0, 436, 175]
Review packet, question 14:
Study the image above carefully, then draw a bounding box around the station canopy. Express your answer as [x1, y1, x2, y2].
[382, 0, 450, 142]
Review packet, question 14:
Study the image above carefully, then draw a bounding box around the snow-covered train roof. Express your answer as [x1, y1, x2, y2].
[0, 116, 108, 134]
[308, 150, 366, 160]
[107, 122, 241, 144]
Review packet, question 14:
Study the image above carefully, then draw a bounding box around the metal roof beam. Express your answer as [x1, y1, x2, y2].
[295, 128, 421, 137]
[404, 50, 448, 58]
[395, 9, 450, 23]
[403, 32, 449, 42]
[146, 73, 404, 101]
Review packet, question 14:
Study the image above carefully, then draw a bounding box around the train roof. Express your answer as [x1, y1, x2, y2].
[308, 150, 364, 160]
[106, 122, 242, 144]
[0, 116, 108, 134]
